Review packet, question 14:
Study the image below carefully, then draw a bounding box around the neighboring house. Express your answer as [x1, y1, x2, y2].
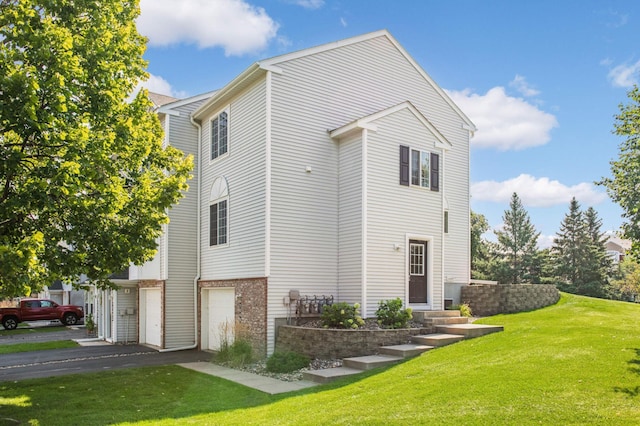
[37, 279, 86, 308]
[606, 235, 631, 264]
[90, 91, 215, 345]
[91, 30, 475, 355]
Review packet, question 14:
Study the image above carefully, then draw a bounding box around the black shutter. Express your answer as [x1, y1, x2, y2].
[399, 145, 410, 186]
[210, 204, 218, 246]
[430, 152, 439, 191]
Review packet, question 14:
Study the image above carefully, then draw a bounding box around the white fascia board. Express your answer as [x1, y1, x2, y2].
[260, 29, 390, 68]
[157, 91, 217, 114]
[192, 63, 263, 120]
[329, 121, 377, 139]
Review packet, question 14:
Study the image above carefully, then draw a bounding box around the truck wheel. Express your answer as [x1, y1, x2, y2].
[62, 313, 78, 326]
[2, 316, 18, 330]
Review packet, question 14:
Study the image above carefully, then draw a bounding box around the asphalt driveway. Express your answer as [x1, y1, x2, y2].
[0, 325, 212, 382]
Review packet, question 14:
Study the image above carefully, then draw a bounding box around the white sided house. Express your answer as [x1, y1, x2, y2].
[193, 30, 474, 355]
[90, 30, 475, 355]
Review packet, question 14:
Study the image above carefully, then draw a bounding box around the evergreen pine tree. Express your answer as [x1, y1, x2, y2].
[552, 199, 611, 298]
[582, 207, 612, 297]
[494, 193, 541, 283]
[552, 197, 587, 292]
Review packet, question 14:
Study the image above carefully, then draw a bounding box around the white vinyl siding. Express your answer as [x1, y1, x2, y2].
[266, 34, 468, 336]
[365, 110, 444, 316]
[115, 284, 137, 343]
[200, 79, 266, 280]
[162, 98, 208, 348]
[338, 134, 363, 304]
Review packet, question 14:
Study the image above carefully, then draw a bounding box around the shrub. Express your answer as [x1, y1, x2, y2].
[266, 351, 310, 373]
[216, 338, 254, 368]
[321, 302, 365, 329]
[376, 298, 413, 329]
[449, 303, 473, 317]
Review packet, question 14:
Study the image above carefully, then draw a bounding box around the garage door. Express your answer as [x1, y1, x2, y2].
[143, 289, 162, 347]
[203, 288, 235, 351]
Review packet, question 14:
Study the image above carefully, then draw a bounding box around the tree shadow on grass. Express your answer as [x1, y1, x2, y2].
[613, 348, 640, 397]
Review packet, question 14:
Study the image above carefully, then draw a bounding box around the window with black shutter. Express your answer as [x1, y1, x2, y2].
[400, 145, 440, 192]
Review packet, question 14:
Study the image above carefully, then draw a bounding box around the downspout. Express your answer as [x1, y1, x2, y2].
[159, 115, 202, 352]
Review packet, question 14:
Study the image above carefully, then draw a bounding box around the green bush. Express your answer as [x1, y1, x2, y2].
[266, 351, 310, 373]
[449, 303, 473, 317]
[216, 338, 254, 367]
[321, 302, 365, 329]
[375, 298, 413, 329]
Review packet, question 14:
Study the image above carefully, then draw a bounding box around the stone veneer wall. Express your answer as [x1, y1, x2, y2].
[199, 278, 267, 356]
[276, 326, 430, 359]
[461, 284, 560, 316]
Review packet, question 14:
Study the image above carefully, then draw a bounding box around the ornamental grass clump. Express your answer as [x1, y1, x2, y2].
[321, 302, 365, 329]
[376, 298, 413, 329]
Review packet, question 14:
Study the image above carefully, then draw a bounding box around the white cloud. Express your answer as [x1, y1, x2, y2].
[471, 174, 607, 208]
[447, 87, 558, 151]
[340, 17, 348, 27]
[608, 60, 640, 88]
[509, 75, 540, 97]
[138, 0, 279, 56]
[288, 0, 325, 9]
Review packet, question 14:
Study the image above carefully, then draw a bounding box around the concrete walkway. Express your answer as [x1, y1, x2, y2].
[178, 362, 318, 395]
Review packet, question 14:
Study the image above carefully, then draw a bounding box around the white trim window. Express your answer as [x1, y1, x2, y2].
[209, 177, 229, 247]
[209, 200, 228, 246]
[399, 145, 439, 191]
[211, 109, 228, 161]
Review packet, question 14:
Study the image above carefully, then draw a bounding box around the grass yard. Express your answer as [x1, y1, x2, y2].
[0, 324, 67, 337]
[0, 340, 78, 354]
[1, 294, 639, 425]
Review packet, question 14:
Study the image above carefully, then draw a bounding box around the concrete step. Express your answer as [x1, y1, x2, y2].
[412, 310, 461, 321]
[343, 354, 403, 371]
[422, 316, 469, 326]
[412, 333, 465, 347]
[379, 343, 434, 358]
[302, 366, 363, 384]
[435, 323, 504, 338]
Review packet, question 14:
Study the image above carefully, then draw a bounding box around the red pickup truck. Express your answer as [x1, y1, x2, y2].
[0, 299, 84, 330]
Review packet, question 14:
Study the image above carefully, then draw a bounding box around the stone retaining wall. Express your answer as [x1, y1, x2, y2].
[276, 326, 430, 359]
[461, 284, 559, 316]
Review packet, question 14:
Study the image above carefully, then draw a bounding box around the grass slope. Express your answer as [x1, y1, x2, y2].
[158, 294, 640, 425]
[0, 294, 638, 425]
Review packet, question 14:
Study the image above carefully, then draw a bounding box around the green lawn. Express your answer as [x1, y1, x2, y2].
[0, 340, 78, 354]
[1, 294, 639, 425]
[0, 324, 67, 337]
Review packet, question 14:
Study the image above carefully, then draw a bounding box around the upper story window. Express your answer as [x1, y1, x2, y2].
[209, 176, 229, 247]
[211, 110, 228, 161]
[399, 145, 439, 191]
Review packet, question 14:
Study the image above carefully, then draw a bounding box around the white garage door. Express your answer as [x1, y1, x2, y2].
[203, 288, 235, 351]
[143, 289, 162, 347]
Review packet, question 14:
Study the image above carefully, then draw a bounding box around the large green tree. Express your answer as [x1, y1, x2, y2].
[494, 193, 540, 284]
[0, 1, 192, 297]
[470, 210, 490, 279]
[601, 84, 640, 259]
[552, 200, 611, 298]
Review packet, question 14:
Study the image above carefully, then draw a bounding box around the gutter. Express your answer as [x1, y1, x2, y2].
[158, 115, 202, 353]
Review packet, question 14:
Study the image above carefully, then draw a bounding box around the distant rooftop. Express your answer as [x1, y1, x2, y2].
[147, 91, 179, 108]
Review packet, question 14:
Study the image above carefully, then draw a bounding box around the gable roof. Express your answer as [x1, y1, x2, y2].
[329, 101, 452, 150]
[192, 29, 476, 131]
[148, 92, 179, 108]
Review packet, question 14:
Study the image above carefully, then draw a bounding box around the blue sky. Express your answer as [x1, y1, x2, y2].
[136, 0, 640, 247]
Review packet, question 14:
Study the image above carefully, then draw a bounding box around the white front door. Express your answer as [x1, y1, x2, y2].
[202, 288, 235, 351]
[142, 289, 162, 347]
